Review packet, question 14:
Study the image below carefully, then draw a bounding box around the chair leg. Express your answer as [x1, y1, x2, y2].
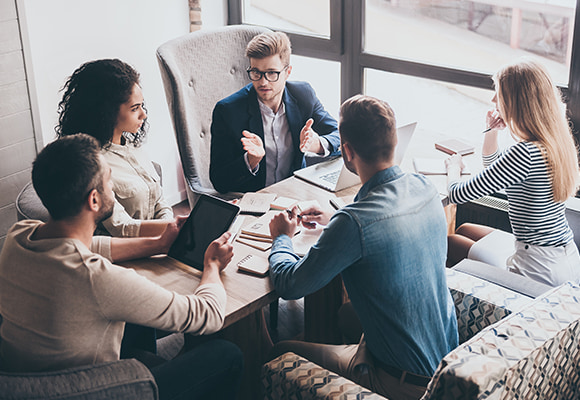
[269, 299, 279, 330]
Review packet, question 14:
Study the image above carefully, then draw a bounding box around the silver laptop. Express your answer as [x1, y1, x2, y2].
[293, 122, 418, 192]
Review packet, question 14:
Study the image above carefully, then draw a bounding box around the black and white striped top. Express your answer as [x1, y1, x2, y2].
[448, 141, 573, 246]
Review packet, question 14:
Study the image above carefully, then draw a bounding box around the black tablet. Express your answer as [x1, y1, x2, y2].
[168, 194, 240, 270]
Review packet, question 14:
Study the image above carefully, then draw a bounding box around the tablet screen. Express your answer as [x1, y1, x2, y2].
[168, 194, 240, 270]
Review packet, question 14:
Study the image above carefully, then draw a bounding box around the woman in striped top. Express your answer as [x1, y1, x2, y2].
[445, 59, 580, 287]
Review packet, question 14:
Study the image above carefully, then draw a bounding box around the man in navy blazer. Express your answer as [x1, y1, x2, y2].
[210, 32, 341, 194]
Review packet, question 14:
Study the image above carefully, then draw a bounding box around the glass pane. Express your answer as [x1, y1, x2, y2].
[243, 0, 330, 37]
[365, 68, 515, 148]
[365, 0, 575, 85]
[290, 55, 340, 119]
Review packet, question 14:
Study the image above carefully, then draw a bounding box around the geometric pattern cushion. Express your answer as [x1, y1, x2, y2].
[262, 280, 579, 399]
[446, 269, 533, 343]
[262, 352, 387, 400]
[422, 282, 580, 400]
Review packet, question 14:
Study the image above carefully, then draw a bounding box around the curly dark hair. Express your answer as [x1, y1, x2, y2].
[55, 59, 147, 147]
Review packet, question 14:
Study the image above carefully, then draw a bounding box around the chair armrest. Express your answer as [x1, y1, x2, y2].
[152, 161, 162, 187]
[452, 258, 551, 298]
[262, 352, 387, 399]
[0, 359, 157, 400]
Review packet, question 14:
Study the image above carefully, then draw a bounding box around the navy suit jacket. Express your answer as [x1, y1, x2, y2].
[210, 81, 340, 193]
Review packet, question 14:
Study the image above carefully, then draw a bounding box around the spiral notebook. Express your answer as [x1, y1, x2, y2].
[237, 253, 269, 277]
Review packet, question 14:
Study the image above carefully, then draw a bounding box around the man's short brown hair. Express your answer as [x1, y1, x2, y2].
[246, 31, 292, 65]
[339, 95, 397, 164]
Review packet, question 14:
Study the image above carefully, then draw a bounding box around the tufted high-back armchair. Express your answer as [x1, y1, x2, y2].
[156, 24, 271, 206]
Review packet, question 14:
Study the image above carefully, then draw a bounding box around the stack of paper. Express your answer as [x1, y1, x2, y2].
[238, 192, 277, 214]
[236, 200, 324, 256]
[236, 211, 278, 251]
[270, 196, 299, 210]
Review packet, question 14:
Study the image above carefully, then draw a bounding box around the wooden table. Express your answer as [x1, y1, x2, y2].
[120, 125, 485, 398]
[120, 176, 357, 399]
[121, 175, 358, 328]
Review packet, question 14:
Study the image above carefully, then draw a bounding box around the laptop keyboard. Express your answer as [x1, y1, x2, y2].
[320, 170, 340, 184]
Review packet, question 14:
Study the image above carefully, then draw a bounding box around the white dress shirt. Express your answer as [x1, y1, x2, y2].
[244, 99, 330, 187]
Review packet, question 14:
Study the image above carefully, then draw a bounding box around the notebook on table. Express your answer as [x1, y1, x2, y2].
[237, 192, 277, 215]
[434, 138, 475, 156]
[168, 194, 240, 271]
[293, 122, 418, 192]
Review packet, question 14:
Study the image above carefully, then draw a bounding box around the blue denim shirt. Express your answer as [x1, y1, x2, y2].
[269, 166, 458, 376]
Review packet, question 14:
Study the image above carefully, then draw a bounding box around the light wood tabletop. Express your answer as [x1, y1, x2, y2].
[120, 175, 358, 329]
[120, 124, 485, 331]
[118, 128, 486, 398]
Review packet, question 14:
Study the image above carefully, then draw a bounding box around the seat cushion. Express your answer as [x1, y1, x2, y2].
[452, 258, 552, 298]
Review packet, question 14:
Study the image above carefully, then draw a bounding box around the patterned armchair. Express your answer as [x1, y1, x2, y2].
[263, 270, 580, 399]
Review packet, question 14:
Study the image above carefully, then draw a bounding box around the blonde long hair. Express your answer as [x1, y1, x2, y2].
[494, 59, 579, 202]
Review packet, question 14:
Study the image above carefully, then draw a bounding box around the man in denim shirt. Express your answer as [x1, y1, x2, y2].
[268, 95, 458, 400]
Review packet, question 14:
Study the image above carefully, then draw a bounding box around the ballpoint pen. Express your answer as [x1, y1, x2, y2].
[285, 209, 302, 220]
[482, 127, 492, 133]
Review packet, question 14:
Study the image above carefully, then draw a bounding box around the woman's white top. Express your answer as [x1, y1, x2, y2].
[101, 143, 173, 237]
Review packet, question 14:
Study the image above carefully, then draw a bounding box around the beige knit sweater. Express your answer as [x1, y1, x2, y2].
[0, 220, 226, 372]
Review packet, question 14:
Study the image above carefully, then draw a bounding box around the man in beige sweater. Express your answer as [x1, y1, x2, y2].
[0, 134, 242, 399]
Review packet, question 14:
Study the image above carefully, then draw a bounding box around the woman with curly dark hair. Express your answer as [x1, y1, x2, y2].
[56, 59, 174, 237]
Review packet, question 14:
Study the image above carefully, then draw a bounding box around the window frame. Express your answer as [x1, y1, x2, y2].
[228, 0, 580, 138]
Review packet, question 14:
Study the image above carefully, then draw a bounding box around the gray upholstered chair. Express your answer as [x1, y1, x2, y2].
[15, 162, 163, 223]
[7, 163, 175, 399]
[0, 358, 157, 400]
[156, 24, 271, 207]
[15, 181, 49, 222]
[156, 25, 283, 329]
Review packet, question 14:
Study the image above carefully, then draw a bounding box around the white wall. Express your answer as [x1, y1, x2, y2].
[18, 0, 228, 206]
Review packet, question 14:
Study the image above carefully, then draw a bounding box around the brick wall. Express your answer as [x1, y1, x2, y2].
[0, 0, 37, 250]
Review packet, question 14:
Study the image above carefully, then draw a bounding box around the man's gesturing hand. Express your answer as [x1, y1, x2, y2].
[241, 130, 265, 169]
[299, 118, 323, 154]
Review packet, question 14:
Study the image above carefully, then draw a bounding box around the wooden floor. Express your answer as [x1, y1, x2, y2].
[173, 200, 305, 344]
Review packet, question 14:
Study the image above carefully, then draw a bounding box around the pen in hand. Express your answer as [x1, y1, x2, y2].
[286, 208, 302, 220]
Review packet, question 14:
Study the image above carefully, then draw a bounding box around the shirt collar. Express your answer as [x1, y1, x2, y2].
[105, 141, 128, 156]
[258, 98, 286, 117]
[355, 165, 404, 202]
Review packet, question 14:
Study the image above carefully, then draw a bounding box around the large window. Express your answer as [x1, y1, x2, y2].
[229, 0, 580, 138]
[365, 0, 574, 85]
[242, 0, 331, 38]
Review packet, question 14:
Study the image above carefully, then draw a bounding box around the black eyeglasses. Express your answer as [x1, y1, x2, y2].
[246, 65, 289, 82]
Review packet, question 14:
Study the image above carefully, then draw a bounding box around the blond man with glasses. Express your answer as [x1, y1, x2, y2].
[210, 31, 341, 193]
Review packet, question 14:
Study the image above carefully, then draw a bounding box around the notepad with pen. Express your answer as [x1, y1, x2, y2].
[237, 253, 270, 277]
